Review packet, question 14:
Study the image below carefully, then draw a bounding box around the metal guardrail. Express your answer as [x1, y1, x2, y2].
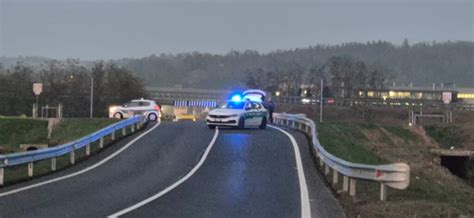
[0, 116, 147, 185]
[274, 113, 410, 201]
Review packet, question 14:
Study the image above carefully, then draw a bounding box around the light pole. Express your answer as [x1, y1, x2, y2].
[320, 78, 323, 123]
[90, 76, 94, 118]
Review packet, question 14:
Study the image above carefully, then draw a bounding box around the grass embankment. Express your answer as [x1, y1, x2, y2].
[0, 117, 121, 185]
[49, 118, 118, 146]
[0, 118, 117, 154]
[0, 118, 49, 153]
[316, 122, 474, 217]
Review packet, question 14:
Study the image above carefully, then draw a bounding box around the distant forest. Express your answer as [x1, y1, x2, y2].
[1, 40, 473, 90]
[112, 40, 474, 89]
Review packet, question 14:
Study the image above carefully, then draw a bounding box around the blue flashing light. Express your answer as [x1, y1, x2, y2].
[231, 94, 242, 102]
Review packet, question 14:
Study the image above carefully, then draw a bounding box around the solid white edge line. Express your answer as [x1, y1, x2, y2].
[0, 121, 161, 197]
[108, 127, 220, 218]
[268, 125, 312, 218]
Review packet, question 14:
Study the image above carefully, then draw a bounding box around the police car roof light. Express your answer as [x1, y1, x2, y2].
[231, 94, 242, 102]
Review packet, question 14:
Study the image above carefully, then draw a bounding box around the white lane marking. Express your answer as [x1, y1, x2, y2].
[108, 128, 220, 217]
[269, 125, 312, 218]
[0, 121, 161, 197]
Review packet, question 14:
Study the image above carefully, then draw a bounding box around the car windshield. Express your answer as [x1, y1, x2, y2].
[222, 101, 245, 110]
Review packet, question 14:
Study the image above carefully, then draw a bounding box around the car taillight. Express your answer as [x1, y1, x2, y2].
[155, 105, 161, 111]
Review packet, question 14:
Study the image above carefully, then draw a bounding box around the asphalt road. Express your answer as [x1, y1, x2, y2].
[0, 121, 344, 218]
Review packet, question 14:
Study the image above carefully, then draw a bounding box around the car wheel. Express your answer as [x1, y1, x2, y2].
[113, 112, 123, 119]
[148, 113, 158, 121]
[259, 117, 267, 129]
[208, 125, 216, 129]
[238, 117, 245, 129]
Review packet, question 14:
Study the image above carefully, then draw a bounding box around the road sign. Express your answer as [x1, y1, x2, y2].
[442, 92, 452, 104]
[33, 83, 43, 95]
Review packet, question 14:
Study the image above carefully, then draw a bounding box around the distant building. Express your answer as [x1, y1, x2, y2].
[357, 86, 474, 104]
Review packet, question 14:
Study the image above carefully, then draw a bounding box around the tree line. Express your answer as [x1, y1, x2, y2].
[113, 40, 473, 90]
[0, 60, 147, 117]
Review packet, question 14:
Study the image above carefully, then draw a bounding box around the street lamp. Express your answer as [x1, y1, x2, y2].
[320, 78, 323, 123]
[68, 74, 93, 118]
[90, 76, 94, 118]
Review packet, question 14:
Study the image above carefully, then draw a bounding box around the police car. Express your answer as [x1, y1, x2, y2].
[109, 99, 161, 121]
[206, 95, 268, 129]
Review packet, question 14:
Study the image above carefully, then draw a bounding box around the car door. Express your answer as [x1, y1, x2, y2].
[243, 102, 255, 126]
[251, 102, 263, 124]
[123, 101, 140, 117]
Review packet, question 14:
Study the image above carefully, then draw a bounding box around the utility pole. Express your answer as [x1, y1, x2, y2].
[90, 76, 94, 118]
[320, 78, 323, 123]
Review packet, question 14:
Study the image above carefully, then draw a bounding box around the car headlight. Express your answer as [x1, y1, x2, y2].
[109, 106, 118, 113]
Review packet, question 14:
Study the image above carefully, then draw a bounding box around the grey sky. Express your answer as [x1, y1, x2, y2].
[1, 0, 473, 60]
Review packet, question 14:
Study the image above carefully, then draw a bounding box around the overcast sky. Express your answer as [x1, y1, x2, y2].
[0, 0, 472, 60]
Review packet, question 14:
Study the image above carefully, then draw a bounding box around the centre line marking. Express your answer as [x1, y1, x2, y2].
[108, 127, 220, 217]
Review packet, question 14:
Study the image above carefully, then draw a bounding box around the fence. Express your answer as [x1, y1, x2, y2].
[0, 116, 147, 185]
[273, 113, 410, 201]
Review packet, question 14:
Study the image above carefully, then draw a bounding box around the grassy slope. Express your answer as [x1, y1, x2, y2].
[317, 123, 385, 164]
[0, 118, 118, 154]
[49, 118, 118, 146]
[0, 118, 49, 153]
[316, 122, 474, 217]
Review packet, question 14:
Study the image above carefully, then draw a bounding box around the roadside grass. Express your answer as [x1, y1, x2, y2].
[424, 125, 464, 149]
[49, 118, 118, 146]
[317, 122, 385, 165]
[315, 121, 474, 217]
[383, 125, 419, 143]
[0, 118, 118, 154]
[0, 118, 49, 153]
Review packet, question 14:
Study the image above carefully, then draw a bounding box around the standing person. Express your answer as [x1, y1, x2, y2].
[267, 97, 275, 123]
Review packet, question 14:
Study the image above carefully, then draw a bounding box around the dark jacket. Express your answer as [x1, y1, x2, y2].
[266, 101, 275, 112]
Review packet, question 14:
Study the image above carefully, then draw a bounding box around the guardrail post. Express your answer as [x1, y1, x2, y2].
[333, 170, 339, 184]
[111, 131, 116, 140]
[131, 123, 135, 133]
[319, 158, 324, 167]
[28, 162, 34, 177]
[298, 122, 302, 131]
[349, 178, 356, 197]
[324, 165, 330, 175]
[122, 127, 126, 136]
[0, 168, 4, 185]
[380, 183, 387, 201]
[343, 176, 349, 192]
[70, 150, 75, 165]
[99, 137, 104, 148]
[86, 144, 91, 156]
[51, 157, 57, 171]
[292, 121, 296, 128]
[305, 125, 309, 134]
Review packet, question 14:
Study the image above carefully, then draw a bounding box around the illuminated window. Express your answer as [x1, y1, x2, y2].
[367, 91, 375, 97]
[459, 93, 474, 99]
[388, 91, 410, 99]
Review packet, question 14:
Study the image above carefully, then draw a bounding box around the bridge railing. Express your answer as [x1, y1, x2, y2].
[273, 113, 410, 201]
[0, 116, 147, 185]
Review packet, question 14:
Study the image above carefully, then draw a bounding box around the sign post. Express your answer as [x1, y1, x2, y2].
[33, 83, 43, 118]
[442, 92, 452, 104]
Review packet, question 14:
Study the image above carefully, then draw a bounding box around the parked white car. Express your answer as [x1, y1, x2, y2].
[206, 98, 268, 129]
[109, 99, 161, 121]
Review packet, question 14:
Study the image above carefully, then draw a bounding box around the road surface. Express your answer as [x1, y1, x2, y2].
[0, 121, 344, 218]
